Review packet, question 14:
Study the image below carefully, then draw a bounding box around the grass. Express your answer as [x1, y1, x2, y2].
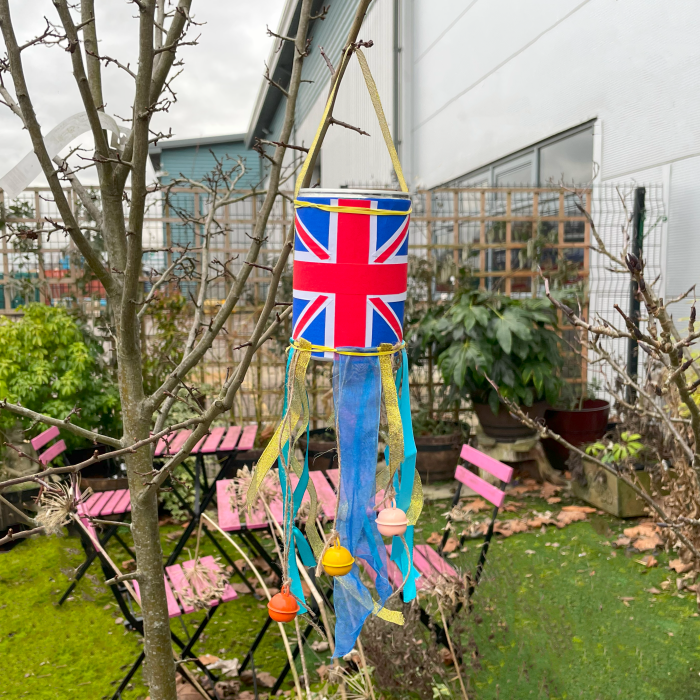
[417, 494, 700, 699]
[2, 487, 700, 699]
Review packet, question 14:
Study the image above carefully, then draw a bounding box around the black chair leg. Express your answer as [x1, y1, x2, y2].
[111, 651, 145, 700]
[239, 616, 273, 673]
[59, 523, 120, 605]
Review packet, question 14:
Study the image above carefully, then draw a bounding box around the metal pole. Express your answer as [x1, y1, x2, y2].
[626, 187, 646, 402]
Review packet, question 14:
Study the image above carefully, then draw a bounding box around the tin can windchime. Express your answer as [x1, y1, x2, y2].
[246, 47, 422, 659]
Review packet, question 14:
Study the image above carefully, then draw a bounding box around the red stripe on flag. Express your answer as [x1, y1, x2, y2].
[293, 295, 328, 338]
[295, 217, 330, 260]
[369, 297, 403, 340]
[374, 216, 409, 263]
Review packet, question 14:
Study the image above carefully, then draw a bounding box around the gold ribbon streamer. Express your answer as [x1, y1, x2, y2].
[379, 343, 404, 486]
[373, 600, 405, 625]
[405, 471, 424, 527]
[245, 339, 312, 513]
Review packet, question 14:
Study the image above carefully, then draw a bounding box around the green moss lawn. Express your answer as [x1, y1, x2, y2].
[2, 486, 700, 699]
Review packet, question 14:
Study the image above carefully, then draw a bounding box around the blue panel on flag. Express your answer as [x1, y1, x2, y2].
[376, 200, 410, 252]
[370, 308, 401, 347]
[293, 295, 327, 347]
[292, 296, 310, 327]
[387, 299, 405, 325]
[296, 198, 331, 251]
[294, 231, 309, 254]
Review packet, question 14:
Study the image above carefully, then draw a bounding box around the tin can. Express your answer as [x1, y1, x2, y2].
[292, 188, 411, 358]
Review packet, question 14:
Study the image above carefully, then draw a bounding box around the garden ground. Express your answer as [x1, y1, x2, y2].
[2, 484, 700, 699]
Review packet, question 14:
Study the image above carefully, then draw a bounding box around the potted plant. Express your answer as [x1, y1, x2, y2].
[297, 426, 339, 471]
[571, 432, 649, 517]
[409, 408, 468, 484]
[543, 382, 610, 469]
[430, 285, 563, 440]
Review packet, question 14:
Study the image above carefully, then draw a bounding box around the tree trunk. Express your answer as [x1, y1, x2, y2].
[120, 330, 176, 699]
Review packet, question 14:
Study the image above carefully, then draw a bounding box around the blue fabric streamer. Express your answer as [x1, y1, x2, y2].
[333, 351, 392, 658]
[386, 349, 420, 601]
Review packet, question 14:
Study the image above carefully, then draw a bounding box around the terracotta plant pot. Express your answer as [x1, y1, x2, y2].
[543, 399, 611, 469]
[415, 428, 464, 484]
[473, 401, 548, 441]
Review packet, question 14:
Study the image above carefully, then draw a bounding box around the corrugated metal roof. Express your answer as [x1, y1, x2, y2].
[149, 133, 246, 154]
[246, 0, 369, 146]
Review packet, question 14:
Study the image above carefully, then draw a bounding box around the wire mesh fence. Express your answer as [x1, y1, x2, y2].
[0, 183, 662, 428]
[587, 183, 665, 399]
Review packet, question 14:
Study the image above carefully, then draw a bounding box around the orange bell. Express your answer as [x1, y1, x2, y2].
[376, 499, 408, 538]
[267, 584, 299, 623]
[322, 538, 355, 577]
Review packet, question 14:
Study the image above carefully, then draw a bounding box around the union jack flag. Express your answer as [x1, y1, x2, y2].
[292, 195, 410, 358]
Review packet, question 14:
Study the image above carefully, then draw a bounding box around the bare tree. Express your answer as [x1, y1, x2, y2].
[491, 186, 700, 570]
[0, 1, 373, 698]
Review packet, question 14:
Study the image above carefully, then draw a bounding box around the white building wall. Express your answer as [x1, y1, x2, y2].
[410, 0, 700, 188]
[294, 0, 396, 189]
[406, 0, 700, 387]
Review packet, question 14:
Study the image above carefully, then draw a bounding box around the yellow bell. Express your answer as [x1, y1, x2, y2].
[322, 539, 355, 577]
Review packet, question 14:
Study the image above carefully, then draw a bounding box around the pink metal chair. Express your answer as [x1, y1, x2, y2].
[30, 426, 67, 466]
[439, 444, 514, 595]
[72, 504, 237, 700]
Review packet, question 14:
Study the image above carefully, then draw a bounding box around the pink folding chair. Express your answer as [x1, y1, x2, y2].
[439, 444, 514, 595]
[164, 425, 260, 594]
[30, 426, 67, 466]
[72, 498, 238, 700]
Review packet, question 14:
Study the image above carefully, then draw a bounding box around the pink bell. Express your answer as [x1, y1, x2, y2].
[376, 499, 408, 538]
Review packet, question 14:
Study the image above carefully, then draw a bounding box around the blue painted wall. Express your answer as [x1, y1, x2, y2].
[157, 139, 264, 187]
[151, 136, 265, 252]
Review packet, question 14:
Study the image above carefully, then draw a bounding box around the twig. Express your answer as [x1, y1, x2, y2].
[437, 599, 469, 700]
[105, 570, 140, 586]
[0, 494, 36, 526]
[0, 525, 45, 547]
[329, 116, 369, 136]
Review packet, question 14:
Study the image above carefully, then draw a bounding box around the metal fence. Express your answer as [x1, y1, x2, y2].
[0, 185, 616, 428]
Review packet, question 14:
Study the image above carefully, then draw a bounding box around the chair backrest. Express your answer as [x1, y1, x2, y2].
[455, 444, 513, 509]
[30, 426, 67, 466]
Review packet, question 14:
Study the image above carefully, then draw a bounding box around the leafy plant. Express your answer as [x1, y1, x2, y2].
[0, 303, 120, 449]
[429, 284, 563, 413]
[585, 432, 644, 464]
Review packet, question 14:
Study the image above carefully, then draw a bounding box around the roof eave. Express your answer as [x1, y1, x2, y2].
[245, 0, 304, 148]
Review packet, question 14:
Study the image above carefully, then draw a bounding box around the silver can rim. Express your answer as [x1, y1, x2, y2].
[297, 187, 410, 200]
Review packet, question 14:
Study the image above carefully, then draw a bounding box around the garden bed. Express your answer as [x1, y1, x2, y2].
[2, 485, 700, 699]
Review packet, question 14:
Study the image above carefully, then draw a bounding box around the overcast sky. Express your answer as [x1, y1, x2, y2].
[0, 0, 287, 181]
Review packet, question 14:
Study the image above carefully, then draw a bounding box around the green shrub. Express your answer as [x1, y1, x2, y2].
[0, 303, 120, 448]
[429, 287, 563, 413]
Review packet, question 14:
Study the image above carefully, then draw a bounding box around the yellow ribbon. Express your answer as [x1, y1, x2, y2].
[373, 600, 405, 625]
[294, 47, 409, 198]
[293, 200, 412, 216]
[290, 341, 404, 357]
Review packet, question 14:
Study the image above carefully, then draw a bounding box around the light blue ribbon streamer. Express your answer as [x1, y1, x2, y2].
[386, 349, 420, 601]
[277, 348, 315, 614]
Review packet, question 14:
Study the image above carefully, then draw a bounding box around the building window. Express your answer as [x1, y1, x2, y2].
[449, 121, 594, 187]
